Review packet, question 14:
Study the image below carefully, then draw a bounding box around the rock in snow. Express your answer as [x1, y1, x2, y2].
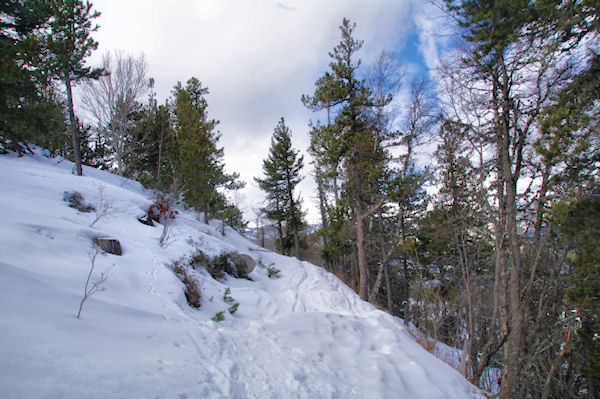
[0, 149, 482, 399]
[93, 237, 123, 255]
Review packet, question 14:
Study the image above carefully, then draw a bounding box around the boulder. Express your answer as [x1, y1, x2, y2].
[93, 237, 122, 256]
[226, 253, 255, 278]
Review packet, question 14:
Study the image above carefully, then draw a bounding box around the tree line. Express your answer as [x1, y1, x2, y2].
[259, 2, 597, 398]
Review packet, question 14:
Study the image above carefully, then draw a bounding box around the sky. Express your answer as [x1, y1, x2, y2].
[82, 0, 452, 224]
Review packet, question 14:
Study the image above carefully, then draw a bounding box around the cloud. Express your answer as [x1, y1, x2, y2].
[85, 0, 424, 224]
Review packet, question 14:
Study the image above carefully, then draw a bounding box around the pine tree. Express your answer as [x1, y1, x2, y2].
[303, 18, 387, 300]
[45, 0, 104, 176]
[442, 1, 598, 396]
[255, 117, 305, 257]
[169, 77, 243, 223]
[124, 78, 172, 187]
[0, 0, 65, 153]
[553, 193, 600, 398]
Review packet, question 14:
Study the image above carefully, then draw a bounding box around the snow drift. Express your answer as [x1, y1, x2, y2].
[0, 150, 482, 398]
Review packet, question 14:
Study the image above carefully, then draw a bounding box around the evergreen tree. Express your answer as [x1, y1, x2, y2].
[0, 0, 65, 153]
[554, 192, 600, 398]
[169, 77, 244, 223]
[303, 18, 387, 300]
[255, 117, 305, 257]
[442, 1, 598, 396]
[124, 79, 172, 188]
[45, 0, 103, 175]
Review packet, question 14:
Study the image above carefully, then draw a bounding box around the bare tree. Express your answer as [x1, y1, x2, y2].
[81, 50, 148, 175]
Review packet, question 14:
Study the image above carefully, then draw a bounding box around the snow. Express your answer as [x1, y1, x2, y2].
[0, 149, 482, 399]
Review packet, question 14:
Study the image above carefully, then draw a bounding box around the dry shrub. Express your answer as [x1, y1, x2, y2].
[333, 270, 358, 292]
[173, 264, 202, 308]
[406, 327, 436, 353]
[148, 196, 178, 224]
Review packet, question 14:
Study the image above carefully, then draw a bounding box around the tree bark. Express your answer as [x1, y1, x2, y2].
[355, 200, 368, 300]
[293, 224, 300, 259]
[65, 74, 83, 176]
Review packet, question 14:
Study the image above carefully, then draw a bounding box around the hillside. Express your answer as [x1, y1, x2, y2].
[0, 149, 482, 399]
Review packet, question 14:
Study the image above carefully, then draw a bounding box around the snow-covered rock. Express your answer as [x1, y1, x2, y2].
[0, 149, 482, 399]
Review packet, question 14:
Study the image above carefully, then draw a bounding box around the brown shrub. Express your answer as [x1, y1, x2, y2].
[148, 196, 178, 224]
[173, 264, 202, 308]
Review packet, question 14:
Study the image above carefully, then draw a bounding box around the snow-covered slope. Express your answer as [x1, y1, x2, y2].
[0, 150, 482, 399]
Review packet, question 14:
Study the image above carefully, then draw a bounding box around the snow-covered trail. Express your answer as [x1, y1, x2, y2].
[0, 150, 482, 399]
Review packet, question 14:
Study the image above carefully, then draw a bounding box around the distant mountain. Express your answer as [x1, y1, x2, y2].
[243, 223, 321, 244]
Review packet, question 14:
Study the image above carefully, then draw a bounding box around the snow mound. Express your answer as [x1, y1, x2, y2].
[0, 150, 482, 399]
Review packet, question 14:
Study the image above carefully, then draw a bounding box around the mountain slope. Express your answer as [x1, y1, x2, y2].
[0, 150, 482, 399]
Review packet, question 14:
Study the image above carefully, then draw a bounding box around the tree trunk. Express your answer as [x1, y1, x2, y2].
[355, 200, 368, 300]
[333, 174, 339, 210]
[316, 177, 329, 248]
[277, 219, 284, 255]
[65, 74, 83, 176]
[499, 61, 523, 399]
[293, 225, 300, 259]
[369, 208, 393, 313]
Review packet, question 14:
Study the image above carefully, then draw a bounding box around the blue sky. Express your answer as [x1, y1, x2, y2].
[81, 0, 450, 223]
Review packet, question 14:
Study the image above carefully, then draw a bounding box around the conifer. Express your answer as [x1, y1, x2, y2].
[45, 0, 104, 176]
[255, 117, 305, 257]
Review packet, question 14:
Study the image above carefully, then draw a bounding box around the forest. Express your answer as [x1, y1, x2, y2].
[1, 0, 598, 398]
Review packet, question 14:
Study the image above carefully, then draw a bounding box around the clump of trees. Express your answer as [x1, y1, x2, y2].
[302, 6, 598, 397]
[1, 0, 246, 229]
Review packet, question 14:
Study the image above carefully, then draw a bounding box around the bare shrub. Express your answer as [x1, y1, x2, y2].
[89, 183, 113, 228]
[159, 180, 180, 248]
[76, 247, 111, 319]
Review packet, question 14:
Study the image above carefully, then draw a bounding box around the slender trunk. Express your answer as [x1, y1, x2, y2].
[542, 328, 572, 399]
[317, 177, 329, 248]
[333, 174, 339, 210]
[492, 60, 524, 398]
[156, 127, 163, 181]
[369, 208, 393, 313]
[384, 263, 392, 314]
[277, 219, 284, 255]
[355, 200, 368, 300]
[293, 224, 300, 259]
[65, 75, 83, 176]
[500, 76, 523, 399]
[456, 225, 474, 379]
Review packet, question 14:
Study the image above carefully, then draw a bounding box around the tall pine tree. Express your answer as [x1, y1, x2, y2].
[303, 18, 387, 300]
[0, 0, 64, 153]
[169, 77, 243, 223]
[255, 117, 305, 257]
[45, 0, 104, 176]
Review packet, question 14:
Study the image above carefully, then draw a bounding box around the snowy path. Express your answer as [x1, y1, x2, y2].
[0, 151, 482, 399]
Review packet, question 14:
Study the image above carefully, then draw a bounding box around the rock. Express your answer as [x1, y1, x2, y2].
[93, 237, 122, 256]
[63, 191, 95, 213]
[226, 253, 255, 278]
[137, 215, 154, 226]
